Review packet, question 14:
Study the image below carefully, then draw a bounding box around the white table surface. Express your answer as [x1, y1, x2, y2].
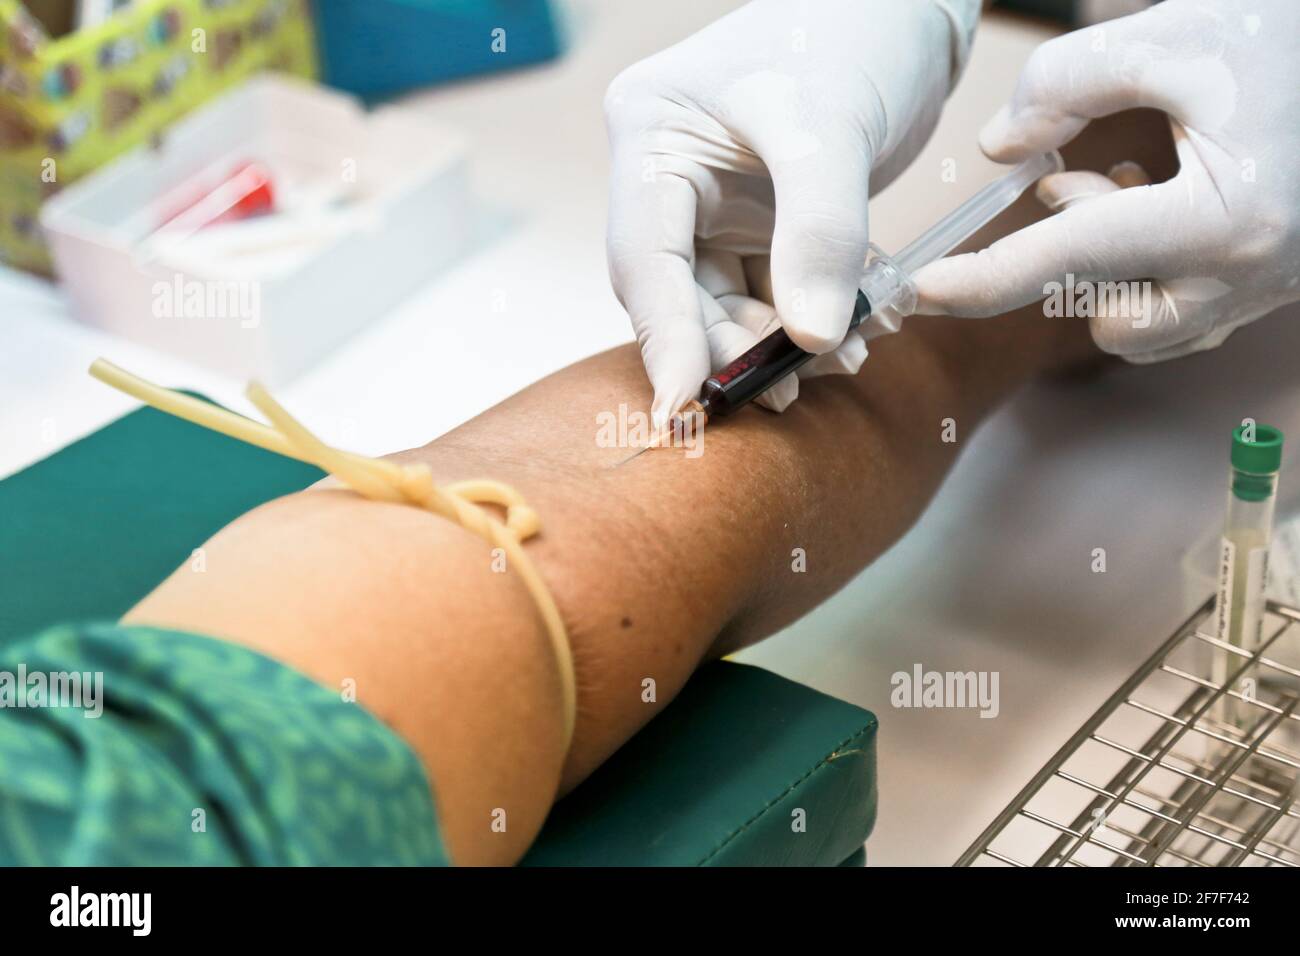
[2, 1, 1298, 865]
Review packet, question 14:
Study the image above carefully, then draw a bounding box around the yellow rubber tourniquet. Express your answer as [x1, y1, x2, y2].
[88, 359, 577, 750]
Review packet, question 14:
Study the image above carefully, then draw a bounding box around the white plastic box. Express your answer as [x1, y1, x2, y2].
[41, 74, 470, 384]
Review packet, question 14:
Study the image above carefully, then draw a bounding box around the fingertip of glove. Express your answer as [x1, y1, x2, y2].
[804, 333, 869, 377]
[651, 383, 698, 431]
[909, 257, 961, 315]
[980, 104, 1081, 164]
[780, 283, 858, 354]
[978, 105, 1022, 162]
[910, 255, 1001, 319]
[755, 374, 799, 413]
[1033, 170, 1121, 212]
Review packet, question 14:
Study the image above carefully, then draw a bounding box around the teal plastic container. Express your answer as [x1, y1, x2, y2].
[314, 0, 563, 97]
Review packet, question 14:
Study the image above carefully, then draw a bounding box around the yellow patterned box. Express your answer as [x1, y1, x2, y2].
[0, 0, 317, 275]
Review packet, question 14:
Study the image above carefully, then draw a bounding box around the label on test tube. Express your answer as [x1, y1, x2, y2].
[1214, 537, 1233, 644]
[1214, 536, 1269, 649]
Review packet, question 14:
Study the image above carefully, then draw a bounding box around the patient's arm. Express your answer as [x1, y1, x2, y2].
[127, 113, 1168, 866]
[125, 305, 1091, 866]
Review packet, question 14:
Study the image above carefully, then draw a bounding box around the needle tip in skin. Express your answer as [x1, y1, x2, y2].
[613, 402, 710, 468]
[614, 444, 653, 468]
[614, 421, 673, 468]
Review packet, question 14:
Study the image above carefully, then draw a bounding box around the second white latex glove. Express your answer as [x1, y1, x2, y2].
[912, 0, 1300, 362]
[605, 0, 979, 425]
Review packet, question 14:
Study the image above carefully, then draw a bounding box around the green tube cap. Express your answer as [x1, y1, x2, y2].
[1231, 423, 1284, 475]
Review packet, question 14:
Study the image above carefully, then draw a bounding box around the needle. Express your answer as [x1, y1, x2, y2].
[615, 424, 670, 467]
[615, 444, 654, 467]
[615, 401, 710, 468]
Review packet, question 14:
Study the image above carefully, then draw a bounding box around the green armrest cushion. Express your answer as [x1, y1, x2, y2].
[0, 399, 877, 865]
[523, 662, 877, 866]
[0, 396, 323, 641]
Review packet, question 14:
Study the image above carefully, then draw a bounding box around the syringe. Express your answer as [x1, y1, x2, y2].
[621, 150, 1063, 463]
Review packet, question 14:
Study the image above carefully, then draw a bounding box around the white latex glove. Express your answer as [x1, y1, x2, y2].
[605, 0, 980, 425]
[912, 0, 1300, 363]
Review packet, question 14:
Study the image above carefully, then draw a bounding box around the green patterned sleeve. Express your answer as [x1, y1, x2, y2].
[0, 622, 449, 866]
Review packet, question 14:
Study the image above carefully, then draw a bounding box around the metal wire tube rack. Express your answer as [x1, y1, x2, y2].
[957, 598, 1300, 867]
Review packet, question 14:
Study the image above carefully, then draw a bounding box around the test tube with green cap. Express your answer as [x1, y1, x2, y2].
[1210, 422, 1285, 727]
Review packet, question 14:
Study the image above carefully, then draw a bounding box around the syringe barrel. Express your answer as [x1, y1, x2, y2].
[699, 291, 873, 417]
[891, 151, 1063, 280]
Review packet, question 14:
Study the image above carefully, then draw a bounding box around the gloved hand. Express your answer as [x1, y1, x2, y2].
[912, 0, 1300, 363]
[605, 0, 981, 425]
